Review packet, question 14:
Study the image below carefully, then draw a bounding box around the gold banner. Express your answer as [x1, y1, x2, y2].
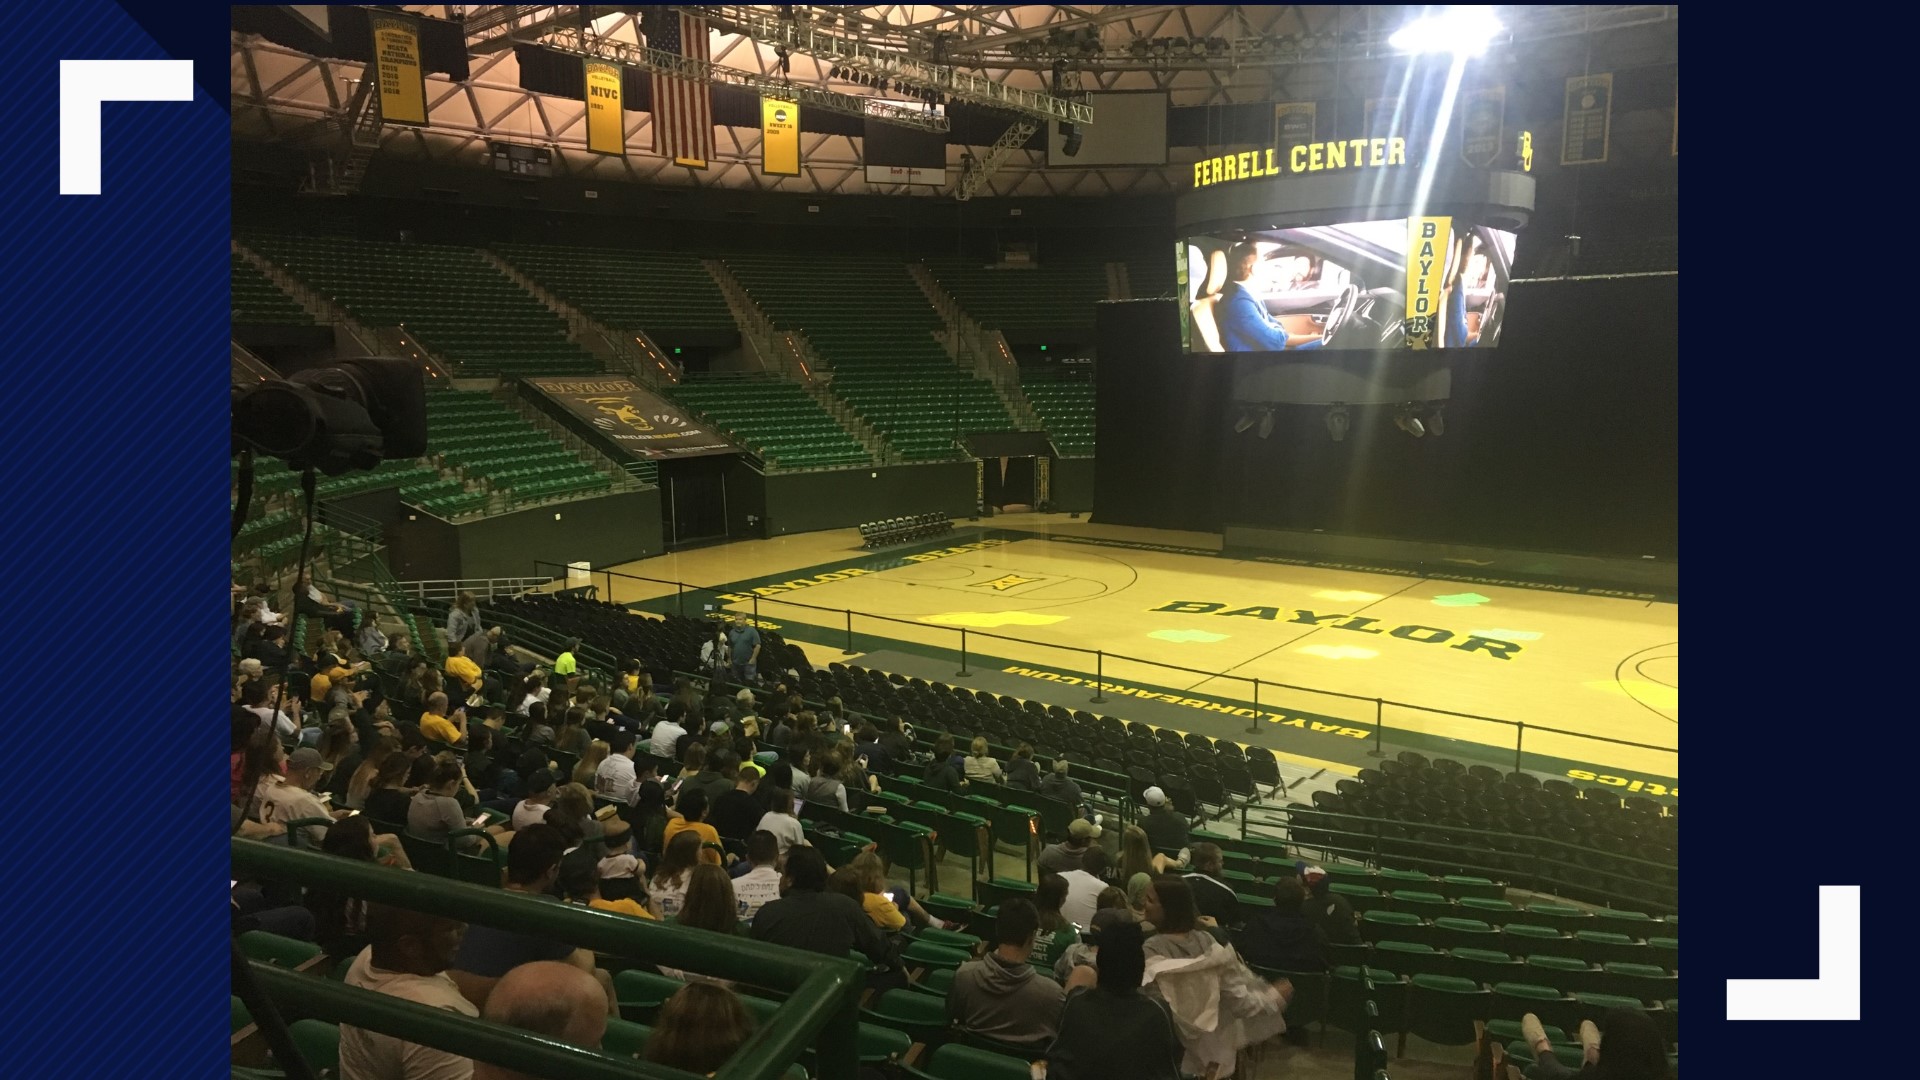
[1404, 217, 1452, 349]
[1366, 96, 1400, 136]
[760, 96, 800, 177]
[584, 60, 625, 156]
[1273, 102, 1316, 152]
[370, 15, 427, 126]
[1562, 73, 1613, 165]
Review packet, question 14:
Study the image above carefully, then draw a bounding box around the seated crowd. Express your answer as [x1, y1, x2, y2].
[232, 585, 1655, 1080]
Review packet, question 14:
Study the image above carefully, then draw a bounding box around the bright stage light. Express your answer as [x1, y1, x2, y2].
[1388, 6, 1504, 56]
[1257, 409, 1275, 439]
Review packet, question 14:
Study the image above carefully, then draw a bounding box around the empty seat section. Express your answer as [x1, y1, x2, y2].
[420, 390, 613, 516]
[1020, 374, 1096, 456]
[243, 234, 604, 378]
[1126, 255, 1179, 300]
[667, 375, 869, 470]
[493, 245, 735, 339]
[723, 255, 1016, 461]
[924, 258, 1109, 341]
[231, 254, 315, 325]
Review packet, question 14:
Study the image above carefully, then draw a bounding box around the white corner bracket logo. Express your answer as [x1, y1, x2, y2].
[1726, 885, 1860, 1020]
[60, 59, 194, 195]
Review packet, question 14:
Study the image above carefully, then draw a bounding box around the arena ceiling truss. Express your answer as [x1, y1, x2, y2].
[231, 5, 1677, 198]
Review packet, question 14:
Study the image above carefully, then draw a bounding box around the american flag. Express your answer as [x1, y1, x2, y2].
[647, 9, 712, 167]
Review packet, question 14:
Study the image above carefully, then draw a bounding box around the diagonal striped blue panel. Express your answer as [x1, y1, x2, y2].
[0, 2, 228, 1076]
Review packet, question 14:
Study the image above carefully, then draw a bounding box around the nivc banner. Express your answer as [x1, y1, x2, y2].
[1273, 102, 1316, 155]
[1562, 73, 1613, 165]
[761, 96, 800, 177]
[584, 60, 625, 156]
[370, 14, 427, 125]
[525, 376, 737, 460]
[1461, 86, 1505, 168]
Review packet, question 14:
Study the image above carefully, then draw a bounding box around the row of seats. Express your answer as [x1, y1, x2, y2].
[668, 376, 871, 470]
[244, 233, 606, 378]
[1021, 376, 1096, 456]
[493, 244, 736, 340]
[725, 255, 1016, 462]
[231, 254, 314, 325]
[421, 390, 621, 516]
[858, 512, 952, 548]
[923, 258, 1109, 341]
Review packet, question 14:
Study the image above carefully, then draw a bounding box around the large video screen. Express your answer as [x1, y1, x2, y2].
[1181, 218, 1516, 353]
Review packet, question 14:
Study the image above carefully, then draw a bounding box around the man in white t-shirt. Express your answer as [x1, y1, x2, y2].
[340, 904, 476, 1080]
[648, 711, 688, 761]
[734, 830, 786, 922]
[594, 733, 640, 804]
[1057, 846, 1113, 931]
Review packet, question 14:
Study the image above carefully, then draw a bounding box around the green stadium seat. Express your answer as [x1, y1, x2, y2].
[1405, 974, 1491, 1047]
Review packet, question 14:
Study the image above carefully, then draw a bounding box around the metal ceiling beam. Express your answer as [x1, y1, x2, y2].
[537, 24, 950, 132]
[700, 6, 1092, 124]
[953, 118, 1038, 201]
[943, 5, 1187, 53]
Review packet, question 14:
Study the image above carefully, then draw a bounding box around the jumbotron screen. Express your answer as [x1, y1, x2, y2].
[1179, 217, 1516, 353]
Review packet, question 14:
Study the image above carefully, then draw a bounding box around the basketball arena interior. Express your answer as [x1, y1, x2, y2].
[229, 6, 1679, 1080]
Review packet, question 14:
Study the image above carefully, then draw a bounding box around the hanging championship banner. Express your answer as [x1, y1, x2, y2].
[370, 14, 427, 125]
[761, 96, 800, 177]
[1562, 73, 1613, 165]
[584, 60, 625, 156]
[1461, 86, 1505, 168]
[1366, 97, 1400, 136]
[1404, 217, 1452, 349]
[524, 377, 737, 460]
[1273, 102, 1316, 154]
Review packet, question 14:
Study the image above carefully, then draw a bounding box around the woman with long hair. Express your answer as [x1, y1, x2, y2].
[632, 779, 675, 856]
[1035, 871, 1073, 935]
[363, 753, 419, 827]
[648, 831, 704, 920]
[574, 739, 610, 789]
[1006, 742, 1041, 792]
[1119, 824, 1178, 883]
[644, 984, 755, 1075]
[554, 705, 591, 757]
[845, 851, 941, 931]
[345, 735, 399, 811]
[1139, 875, 1291, 1077]
[674, 864, 739, 936]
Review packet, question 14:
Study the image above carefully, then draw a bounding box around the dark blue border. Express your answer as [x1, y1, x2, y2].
[0, 2, 229, 1075]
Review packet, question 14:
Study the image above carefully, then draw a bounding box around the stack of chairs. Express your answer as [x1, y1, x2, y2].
[859, 513, 952, 549]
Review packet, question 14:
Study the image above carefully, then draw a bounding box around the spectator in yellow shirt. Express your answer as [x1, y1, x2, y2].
[660, 788, 726, 866]
[444, 641, 484, 698]
[559, 846, 656, 921]
[419, 692, 466, 747]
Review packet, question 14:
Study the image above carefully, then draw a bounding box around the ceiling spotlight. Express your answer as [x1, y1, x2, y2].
[1171, 39, 1191, 57]
[1426, 406, 1446, 437]
[1150, 38, 1170, 58]
[828, 65, 840, 79]
[1257, 408, 1275, 439]
[1129, 39, 1150, 59]
[1388, 5, 1504, 56]
[1394, 407, 1427, 437]
[1326, 404, 1350, 442]
[1234, 412, 1255, 434]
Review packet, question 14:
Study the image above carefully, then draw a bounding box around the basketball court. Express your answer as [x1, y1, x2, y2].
[597, 513, 1678, 791]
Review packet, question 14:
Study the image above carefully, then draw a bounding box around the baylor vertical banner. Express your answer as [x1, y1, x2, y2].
[760, 96, 800, 177]
[370, 14, 427, 126]
[1461, 86, 1504, 168]
[584, 60, 624, 156]
[1273, 102, 1316, 153]
[1404, 217, 1452, 349]
[1562, 73, 1613, 165]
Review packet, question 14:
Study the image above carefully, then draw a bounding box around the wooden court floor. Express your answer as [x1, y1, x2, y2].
[603, 514, 1677, 787]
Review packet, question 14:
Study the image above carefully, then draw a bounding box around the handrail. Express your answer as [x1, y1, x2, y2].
[530, 561, 1678, 778]
[391, 577, 560, 603]
[231, 841, 862, 1078]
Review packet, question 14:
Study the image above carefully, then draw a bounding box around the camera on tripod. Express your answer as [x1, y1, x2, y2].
[231, 357, 428, 475]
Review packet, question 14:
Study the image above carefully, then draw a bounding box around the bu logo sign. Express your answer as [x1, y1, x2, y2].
[1727, 886, 1860, 1021]
[60, 60, 194, 195]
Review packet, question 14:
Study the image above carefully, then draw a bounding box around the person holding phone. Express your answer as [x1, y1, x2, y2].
[410, 760, 512, 854]
[418, 692, 467, 748]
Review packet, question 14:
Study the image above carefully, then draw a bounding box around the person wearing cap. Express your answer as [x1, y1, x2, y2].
[262, 746, 352, 848]
[1039, 816, 1104, 875]
[1140, 786, 1193, 855]
[1041, 758, 1088, 819]
[595, 732, 641, 805]
[1296, 864, 1360, 946]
